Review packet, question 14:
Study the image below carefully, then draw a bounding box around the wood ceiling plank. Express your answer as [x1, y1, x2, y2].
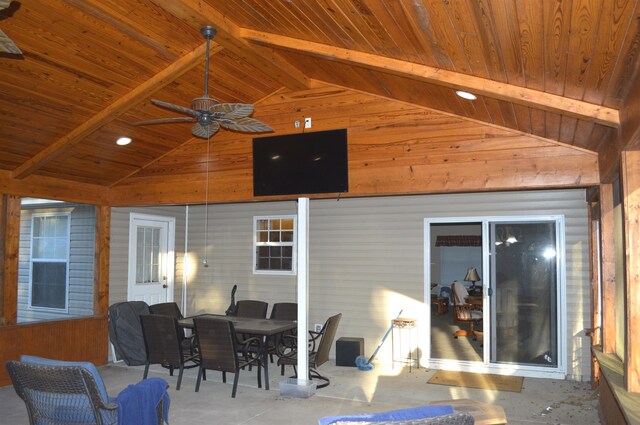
[530, 109, 547, 138]
[543, 0, 571, 95]
[586, 0, 639, 105]
[512, 103, 533, 134]
[563, 0, 604, 100]
[441, 0, 493, 79]
[486, 0, 525, 86]
[11, 42, 207, 179]
[515, 0, 545, 91]
[149, 0, 310, 91]
[559, 115, 579, 144]
[407, 0, 471, 73]
[242, 30, 620, 127]
[381, 0, 439, 65]
[545, 111, 562, 141]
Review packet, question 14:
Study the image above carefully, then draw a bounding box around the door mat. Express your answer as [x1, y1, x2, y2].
[428, 370, 523, 393]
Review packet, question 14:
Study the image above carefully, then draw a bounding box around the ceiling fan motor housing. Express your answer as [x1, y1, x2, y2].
[192, 97, 219, 111]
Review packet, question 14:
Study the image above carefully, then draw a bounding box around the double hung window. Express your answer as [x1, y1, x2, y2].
[253, 216, 296, 274]
[30, 213, 70, 310]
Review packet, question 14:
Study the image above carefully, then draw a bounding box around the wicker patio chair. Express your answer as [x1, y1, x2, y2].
[6, 357, 168, 425]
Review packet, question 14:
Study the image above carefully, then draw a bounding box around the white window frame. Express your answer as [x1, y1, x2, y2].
[253, 215, 297, 275]
[28, 212, 71, 312]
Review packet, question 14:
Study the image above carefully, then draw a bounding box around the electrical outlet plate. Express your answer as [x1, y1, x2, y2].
[304, 117, 312, 128]
[314, 323, 323, 333]
[294, 120, 300, 128]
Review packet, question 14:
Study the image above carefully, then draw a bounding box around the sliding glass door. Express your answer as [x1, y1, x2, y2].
[489, 221, 560, 368]
[426, 216, 564, 376]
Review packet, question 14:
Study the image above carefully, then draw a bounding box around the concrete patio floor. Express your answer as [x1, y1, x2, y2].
[0, 361, 601, 424]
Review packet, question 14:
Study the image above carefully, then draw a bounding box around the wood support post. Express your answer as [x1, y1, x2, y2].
[621, 151, 640, 392]
[2, 195, 20, 326]
[94, 206, 111, 315]
[599, 183, 616, 354]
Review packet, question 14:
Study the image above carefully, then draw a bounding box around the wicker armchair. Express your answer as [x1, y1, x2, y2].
[277, 313, 341, 389]
[6, 356, 168, 425]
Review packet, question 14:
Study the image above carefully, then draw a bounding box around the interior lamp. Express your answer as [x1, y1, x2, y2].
[464, 267, 481, 292]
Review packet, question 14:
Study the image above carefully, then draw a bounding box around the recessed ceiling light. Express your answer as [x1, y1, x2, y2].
[456, 90, 477, 100]
[116, 137, 132, 146]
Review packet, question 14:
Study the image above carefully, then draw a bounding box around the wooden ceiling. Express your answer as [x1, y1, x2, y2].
[1, 0, 638, 188]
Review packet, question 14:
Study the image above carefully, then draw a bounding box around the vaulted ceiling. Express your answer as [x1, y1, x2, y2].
[1, 0, 638, 188]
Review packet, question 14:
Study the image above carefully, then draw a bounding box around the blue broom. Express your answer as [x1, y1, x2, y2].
[355, 310, 403, 371]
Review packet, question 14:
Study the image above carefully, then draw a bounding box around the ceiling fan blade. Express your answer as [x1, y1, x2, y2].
[151, 99, 198, 117]
[0, 28, 21, 55]
[219, 117, 273, 133]
[134, 117, 196, 126]
[209, 103, 254, 120]
[192, 122, 220, 139]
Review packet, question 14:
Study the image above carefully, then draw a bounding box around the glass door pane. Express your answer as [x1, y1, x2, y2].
[490, 221, 558, 367]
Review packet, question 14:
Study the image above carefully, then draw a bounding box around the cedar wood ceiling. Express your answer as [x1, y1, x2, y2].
[0, 0, 639, 188]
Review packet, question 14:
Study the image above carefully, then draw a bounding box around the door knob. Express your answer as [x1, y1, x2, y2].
[162, 284, 168, 288]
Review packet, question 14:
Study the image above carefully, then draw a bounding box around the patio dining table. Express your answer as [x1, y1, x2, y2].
[179, 314, 297, 390]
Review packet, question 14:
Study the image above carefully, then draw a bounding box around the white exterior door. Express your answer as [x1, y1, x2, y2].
[127, 213, 175, 305]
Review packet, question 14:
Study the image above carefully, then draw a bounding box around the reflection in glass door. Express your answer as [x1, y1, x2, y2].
[490, 221, 559, 367]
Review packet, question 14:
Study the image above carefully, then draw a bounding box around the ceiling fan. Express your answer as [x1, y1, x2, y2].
[135, 26, 273, 138]
[0, 0, 22, 55]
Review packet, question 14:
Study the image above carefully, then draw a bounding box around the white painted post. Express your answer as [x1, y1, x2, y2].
[296, 198, 309, 383]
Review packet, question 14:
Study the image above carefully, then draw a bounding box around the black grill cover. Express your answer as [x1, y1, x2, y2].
[108, 301, 150, 366]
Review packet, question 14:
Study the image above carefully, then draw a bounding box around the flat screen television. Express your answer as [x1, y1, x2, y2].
[253, 129, 348, 196]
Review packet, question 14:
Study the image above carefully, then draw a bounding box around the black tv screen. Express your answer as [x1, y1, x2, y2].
[253, 129, 348, 196]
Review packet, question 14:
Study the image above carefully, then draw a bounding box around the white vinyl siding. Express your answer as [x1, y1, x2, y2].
[110, 189, 590, 381]
[17, 205, 96, 322]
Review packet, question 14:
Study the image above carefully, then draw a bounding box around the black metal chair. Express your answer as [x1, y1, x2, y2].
[149, 302, 196, 354]
[193, 317, 262, 397]
[6, 357, 168, 425]
[277, 313, 342, 389]
[268, 302, 298, 362]
[235, 300, 269, 318]
[269, 302, 297, 321]
[140, 313, 199, 390]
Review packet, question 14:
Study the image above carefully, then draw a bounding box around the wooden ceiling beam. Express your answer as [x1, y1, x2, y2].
[12, 43, 208, 180]
[241, 29, 620, 128]
[149, 0, 310, 91]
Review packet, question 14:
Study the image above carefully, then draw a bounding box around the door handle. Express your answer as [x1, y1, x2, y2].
[162, 284, 168, 288]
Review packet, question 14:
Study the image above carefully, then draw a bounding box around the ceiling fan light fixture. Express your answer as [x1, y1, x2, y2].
[456, 90, 477, 100]
[133, 25, 273, 138]
[116, 137, 132, 146]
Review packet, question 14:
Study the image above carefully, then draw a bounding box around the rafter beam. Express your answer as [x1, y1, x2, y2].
[240, 29, 620, 128]
[149, 0, 310, 91]
[12, 43, 208, 180]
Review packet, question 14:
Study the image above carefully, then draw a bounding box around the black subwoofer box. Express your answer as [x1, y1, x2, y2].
[335, 337, 364, 367]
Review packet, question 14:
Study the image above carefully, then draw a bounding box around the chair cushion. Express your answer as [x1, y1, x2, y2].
[318, 405, 455, 425]
[20, 355, 109, 403]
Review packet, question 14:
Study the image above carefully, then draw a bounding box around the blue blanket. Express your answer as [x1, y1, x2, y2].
[113, 377, 170, 425]
[318, 405, 454, 425]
